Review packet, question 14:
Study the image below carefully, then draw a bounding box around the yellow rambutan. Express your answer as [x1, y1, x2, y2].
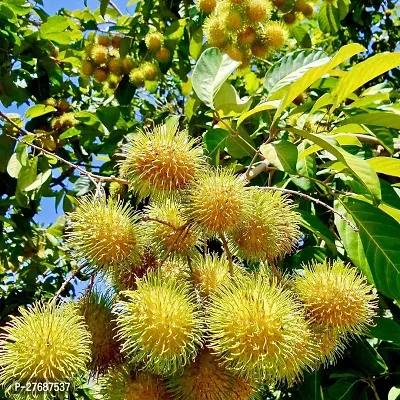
[225, 45, 246, 62]
[145, 199, 201, 257]
[65, 195, 144, 270]
[129, 67, 145, 87]
[145, 31, 164, 50]
[237, 26, 257, 45]
[119, 121, 204, 198]
[108, 57, 123, 75]
[292, 260, 378, 334]
[85, 43, 94, 57]
[230, 0, 246, 4]
[230, 189, 301, 262]
[225, 9, 244, 30]
[159, 259, 191, 281]
[283, 11, 296, 24]
[141, 62, 159, 81]
[197, 0, 217, 13]
[78, 291, 122, 375]
[107, 73, 120, 90]
[207, 272, 313, 382]
[82, 59, 95, 76]
[155, 47, 172, 62]
[111, 35, 121, 48]
[263, 22, 288, 48]
[98, 365, 172, 400]
[94, 68, 109, 82]
[251, 40, 269, 58]
[300, 2, 314, 17]
[246, 0, 271, 22]
[115, 272, 203, 375]
[186, 168, 249, 235]
[122, 56, 135, 73]
[91, 44, 109, 65]
[204, 15, 228, 48]
[109, 181, 128, 198]
[0, 302, 91, 397]
[57, 98, 70, 113]
[44, 97, 57, 108]
[97, 34, 111, 47]
[170, 348, 259, 400]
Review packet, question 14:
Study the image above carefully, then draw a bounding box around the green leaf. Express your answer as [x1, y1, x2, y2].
[40, 15, 70, 35]
[100, 0, 110, 16]
[189, 28, 203, 60]
[335, 197, 400, 300]
[318, 2, 340, 34]
[324, 379, 362, 400]
[293, 141, 316, 191]
[74, 176, 95, 197]
[389, 386, 400, 400]
[59, 127, 81, 140]
[332, 53, 400, 107]
[368, 317, 400, 345]
[6, 153, 21, 178]
[192, 47, 240, 109]
[289, 128, 381, 203]
[264, 50, 330, 96]
[44, 32, 72, 45]
[236, 100, 280, 128]
[214, 82, 252, 117]
[338, 112, 400, 130]
[367, 157, 400, 178]
[272, 44, 365, 124]
[203, 128, 229, 166]
[260, 140, 298, 174]
[226, 131, 255, 159]
[17, 157, 38, 191]
[25, 104, 56, 119]
[338, 0, 350, 19]
[297, 370, 323, 400]
[96, 107, 120, 131]
[0, 134, 15, 173]
[24, 169, 52, 192]
[291, 26, 312, 49]
[4, 0, 31, 15]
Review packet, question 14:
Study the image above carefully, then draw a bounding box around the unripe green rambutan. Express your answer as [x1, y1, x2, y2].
[122, 56, 135, 73]
[251, 41, 269, 58]
[115, 272, 203, 375]
[196, 0, 217, 13]
[98, 366, 172, 400]
[0, 302, 91, 397]
[79, 291, 122, 375]
[107, 73, 120, 90]
[225, 45, 246, 62]
[44, 97, 57, 108]
[94, 68, 109, 82]
[230, 189, 301, 262]
[57, 112, 78, 132]
[247, 0, 271, 22]
[155, 47, 172, 62]
[141, 62, 159, 81]
[91, 44, 109, 65]
[293, 260, 378, 335]
[170, 349, 259, 400]
[119, 121, 204, 198]
[186, 168, 249, 235]
[204, 16, 228, 48]
[65, 195, 144, 270]
[82, 60, 95, 76]
[108, 57, 123, 75]
[225, 10, 244, 30]
[129, 68, 145, 87]
[109, 181, 128, 198]
[263, 22, 288, 48]
[207, 272, 314, 382]
[191, 254, 233, 297]
[145, 199, 201, 257]
[111, 35, 121, 48]
[311, 326, 346, 367]
[97, 35, 111, 47]
[237, 26, 257, 45]
[283, 11, 296, 24]
[145, 31, 164, 50]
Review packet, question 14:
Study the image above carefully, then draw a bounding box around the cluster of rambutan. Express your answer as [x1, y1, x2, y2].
[278, 0, 315, 25]
[0, 121, 378, 399]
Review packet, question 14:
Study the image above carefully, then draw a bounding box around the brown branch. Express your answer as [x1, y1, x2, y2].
[109, 0, 124, 16]
[220, 233, 233, 276]
[269, 261, 283, 282]
[51, 264, 86, 303]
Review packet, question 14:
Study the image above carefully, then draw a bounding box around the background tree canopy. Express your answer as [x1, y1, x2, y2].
[1, 0, 400, 398]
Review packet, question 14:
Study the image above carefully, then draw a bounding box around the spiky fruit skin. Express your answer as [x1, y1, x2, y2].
[108, 57, 123, 75]
[57, 112, 78, 132]
[159, 259, 191, 281]
[145, 32, 164, 50]
[98, 366, 172, 400]
[97, 35, 111, 47]
[273, 0, 285, 8]
[57, 99, 70, 113]
[186, 168, 249, 235]
[155, 47, 171, 62]
[197, 0, 217, 13]
[237, 26, 257, 45]
[129, 68, 145, 87]
[44, 97, 57, 108]
[94, 68, 109, 82]
[207, 273, 314, 382]
[251, 41, 269, 58]
[141, 62, 158, 80]
[191, 254, 233, 297]
[225, 10, 243, 30]
[300, 2, 314, 17]
[263, 22, 288, 48]
[170, 349, 259, 400]
[204, 16, 227, 48]
[145, 199, 201, 256]
[230, 189, 301, 262]
[109, 181, 128, 198]
[115, 272, 203, 375]
[226, 45, 247, 62]
[119, 121, 204, 199]
[0, 302, 91, 397]
[79, 291, 122, 375]
[107, 73, 120, 89]
[111, 35, 121, 48]
[65, 195, 144, 270]
[82, 60, 95, 76]
[283, 12, 296, 24]
[91, 44, 109, 65]
[122, 57, 135, 73]
[293, 260, 378, 335]
[247, 0, 271, 22]
[311, 326, 346, 367]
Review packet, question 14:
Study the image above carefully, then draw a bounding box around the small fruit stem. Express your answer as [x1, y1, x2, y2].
[159, 224, 189, 267]
[220, 233, 233, 276]
[269, 261, 283, 282]
[51, 264, 87, 303]
[143, 216, 178, 230]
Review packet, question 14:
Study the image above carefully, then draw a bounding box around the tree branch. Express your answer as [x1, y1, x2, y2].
[51, 264, 86, 303]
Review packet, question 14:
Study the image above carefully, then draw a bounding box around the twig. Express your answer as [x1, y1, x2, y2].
[220, 233, 233, 276]
[51, 264, 86, 303]
[269, 261, 283, 282]
[258, 186, 359, 232]
[143, 216, 178, 230]
[107, 0, 123, 16]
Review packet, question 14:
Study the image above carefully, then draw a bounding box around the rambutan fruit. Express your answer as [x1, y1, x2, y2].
[119, 121, 204, 198]
[225, 45, 246, 62]
[56, 98, 70, 113]
[207, 272, 313, 382]
[251, 41, 269, 58]
[109, 48, 120, 58]
[79, 291, 122, 375]
[273, 0, 285, 8]
[44, 97, 57, 108]
[145, 31, 164, 50]
[141, 62, 159, 81]
[115, 272, 203, 375]
[155, 47, 172, 62]
[246, 0, 271, 23]
[82, 60, 95, 76]
[122, 56, 135, 73]
[109, 181, 128, 198]
[97, 35, 111, 47]
[311, 326, 346, 367]
[204, 16, 228, 48]
[108, 57, 123, 75]
[91, 44, 109, 65]
[237, 26, 257, 45]
[129, 68, 145, 87]
[191, 254, 233, 297]
[98, 366, 172, 400]
[292, 260, 378, 335]
[145, 199, 201, 257]
[159, 259, 191, 281]
[85, 43, 94, 57]
[107, 73, 120, 90]
[299, 2, 314, 17]
[197, 0, 217, 13]
[170, 348, 259, 400]
[0, 302, 91, 396]
[229, 0, 246, 4]
[65, 195, 144, 270]
[283, 11, 296, 24]
[225, 10, 244, 30]
[263, 22, 288, 48]
[186, 168, 249, 235]
[230, 189, 301, 262]
[94, 68, 109, 82]
[111, 35, 121, 48]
